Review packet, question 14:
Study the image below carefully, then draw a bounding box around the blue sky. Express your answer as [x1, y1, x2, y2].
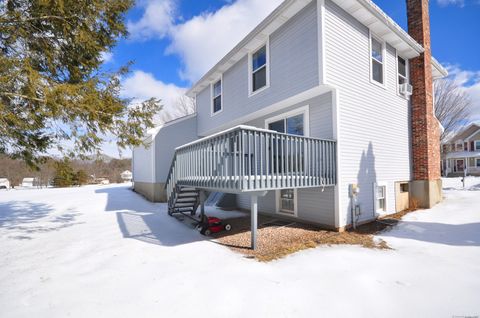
[103, 0, 480, 157]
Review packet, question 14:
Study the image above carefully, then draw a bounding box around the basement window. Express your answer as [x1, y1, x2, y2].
[370, 33, 385, 86]
[376, 185, 386, 212]
[249, 42, 269, 95]
[400, 183, 409, 193]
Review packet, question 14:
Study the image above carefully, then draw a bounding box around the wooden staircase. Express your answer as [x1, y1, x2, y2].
[167, 186, 200, 216]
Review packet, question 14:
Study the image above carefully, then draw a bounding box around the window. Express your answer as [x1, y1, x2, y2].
[212, 79, 222, 114]
[456, 143, 463, 151]
[476, 140, 480, 151]
[250, 44, 268, 94]
[397, 56, 408, 92]
[376, 185, 386, 212]
[477, 158, 480, 168]
[279, 189, 295, 214]
[268, 114, 304, 136]
[400, 183, 409, 193]
[370, 35, 385, 85]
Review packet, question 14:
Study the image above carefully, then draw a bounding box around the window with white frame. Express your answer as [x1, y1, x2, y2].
[250, 44, 268, 93]
[376, 185, 386, 212]
[212, 79, 222, 114]
[370, 35, 385, 85]
[397, 56, 408, 89]
[475, 140, 480, 151]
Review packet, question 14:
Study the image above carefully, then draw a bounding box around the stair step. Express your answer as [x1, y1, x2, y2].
[174, 202, 197, 208]
[177, 192, 199, 198]
[179, 187, 197, 192]
[175, 198, 197, 203]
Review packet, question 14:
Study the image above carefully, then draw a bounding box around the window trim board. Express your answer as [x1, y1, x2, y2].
[369, 30, 387, 89]
[210, 75, 223, 117]
[248, 38, 270, 97]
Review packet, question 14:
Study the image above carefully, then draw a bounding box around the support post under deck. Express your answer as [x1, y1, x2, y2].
[251, 194, 258, 250]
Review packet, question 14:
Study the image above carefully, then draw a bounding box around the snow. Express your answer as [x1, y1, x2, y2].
[1, 180, 480, 318]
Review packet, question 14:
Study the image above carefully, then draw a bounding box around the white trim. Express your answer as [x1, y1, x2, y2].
[369, 30, 387, 89]
[275, 188, 299, 217]
[248, 39, 270, 97]
[264, 105, 310, 137]
[317, 0, 326, 85]
[395, 51, 410, 99]
[330, 87, 341, 228]
[264, 106, 309, 219]
[373, 182, 387, 216]
[475, 140, 480, 151]
[210, 75, 223, 117]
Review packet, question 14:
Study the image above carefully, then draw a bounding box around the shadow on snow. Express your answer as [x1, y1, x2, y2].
[95, 186, 207, 247]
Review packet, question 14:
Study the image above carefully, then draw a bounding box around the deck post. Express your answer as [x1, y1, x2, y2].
[250, 191, 267, 250]
[250, 194, 258, 250]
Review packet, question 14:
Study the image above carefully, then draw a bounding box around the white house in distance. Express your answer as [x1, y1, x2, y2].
[121, 170, 133, 182]
[0, 178, 10, 189]
[133, 0, 447, 248]
[442, 123, 480, 176]
[21, 177, 38, 188]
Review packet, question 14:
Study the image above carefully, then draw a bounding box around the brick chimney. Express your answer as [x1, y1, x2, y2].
[407, 0, 442, 208]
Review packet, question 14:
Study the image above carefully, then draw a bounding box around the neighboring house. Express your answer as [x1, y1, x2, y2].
[133, 0, 447, 248]
[442, 123, 480, 176]
[21, 177, 38, 188]
[121, 170, 133, 182]
[0, 178, 10, 189]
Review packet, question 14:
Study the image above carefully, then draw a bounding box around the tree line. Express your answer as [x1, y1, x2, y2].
[0, 155, 131, 188]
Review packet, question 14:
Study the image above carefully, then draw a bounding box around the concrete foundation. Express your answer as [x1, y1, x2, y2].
[133, 182, 167, 202]
[410, 179, 442, 209]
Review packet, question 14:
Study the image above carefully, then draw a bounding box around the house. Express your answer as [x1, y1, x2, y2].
[21, 177, 38, 188]
[0, 178, 10, 189]
[121, 170, 133, 182]
[133, 0, 447, 248]
[442, 123, 480, 176]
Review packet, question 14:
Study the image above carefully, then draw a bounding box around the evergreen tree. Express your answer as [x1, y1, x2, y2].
[0, 0, 162, 167]
[53, 159, 75, 187]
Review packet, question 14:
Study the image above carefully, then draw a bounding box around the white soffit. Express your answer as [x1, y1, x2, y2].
[331, 0, 422, 59]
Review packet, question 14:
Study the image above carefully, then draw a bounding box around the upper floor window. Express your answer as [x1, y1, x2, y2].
[212, 79, 222, 115]
[475, 140, 480, 151]
[250, 43, 269, 95]
[370, 35, 385, 85]
[397, 56, 408, 88]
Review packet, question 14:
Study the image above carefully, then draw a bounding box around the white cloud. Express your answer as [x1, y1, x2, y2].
[437, 0, 465, 6]
[100, 51, 113, 63]
[121, 70, 187, 121]
[446, 65, 480, 123]
[128, 0, 283, 83]
[127, 0, 175, 40]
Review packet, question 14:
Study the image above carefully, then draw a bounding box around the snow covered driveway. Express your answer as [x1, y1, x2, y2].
[1, 181, 479, 318]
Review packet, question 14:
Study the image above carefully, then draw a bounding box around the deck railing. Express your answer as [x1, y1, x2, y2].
[165, 125, 336, 202]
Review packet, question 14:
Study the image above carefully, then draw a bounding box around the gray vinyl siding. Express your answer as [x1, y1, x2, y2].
[154, 116, 198, 182]
[236, 187, 335, 227]
[196, 1, 319, 136]
[324, 0, 412, 226]
[235, 92, 335, 227]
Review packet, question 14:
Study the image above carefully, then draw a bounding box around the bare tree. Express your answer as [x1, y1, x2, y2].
[434, 79, 472, 142]
[175, 95, 196, 117]
[158, 95, 196, 124]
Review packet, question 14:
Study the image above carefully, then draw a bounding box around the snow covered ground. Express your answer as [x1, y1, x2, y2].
[0, 179, 479, 318]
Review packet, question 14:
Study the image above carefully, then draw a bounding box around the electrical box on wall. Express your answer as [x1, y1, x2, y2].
[349, 184, 360, 197]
